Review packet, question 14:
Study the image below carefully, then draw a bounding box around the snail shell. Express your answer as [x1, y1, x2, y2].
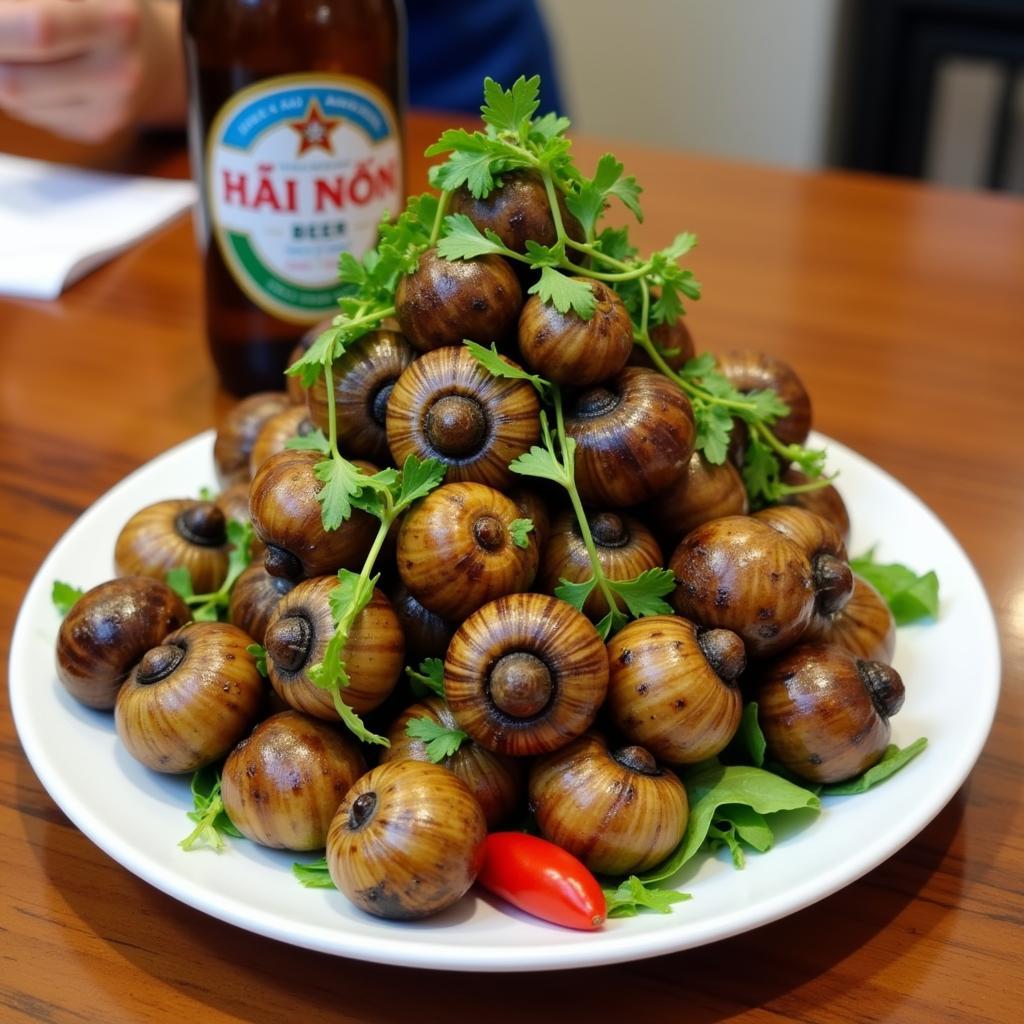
[396, 481, 540, 621]
[538, 508, 663, 620]
[249, 449, 378, 581]
[529, 732, 688, 875]
[383, 696, 523, 828]
[777, 467, 851, 544]
[227, 564, 295, 645]
[114, 499, 230, 593]
[306, 328, 416, 463]
[263, 577, 404, 719]
[803, 574, 896, 662]
[445, 593, 609, 756]
[326, 759, 487, 920]
[221, 710, 367, 850]
[517, 279, 633, 387]
[56, 576, 191, 710]
[756, 643, 905, 784]
[214, 391, 292, 488]
[606, 615, 745, 763]
[249, 405, 317, 478]
[386, 345, 541, 490]
[115, 621, 265, 773]
[389, 582, 454, 664]
[565, 367, 695, 507]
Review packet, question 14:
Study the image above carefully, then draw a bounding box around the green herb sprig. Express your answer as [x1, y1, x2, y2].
[166, 520, 254, 621]
[179, 765, 243, 852]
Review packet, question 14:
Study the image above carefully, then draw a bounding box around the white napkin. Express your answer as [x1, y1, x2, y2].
[0, 154, 197, 300]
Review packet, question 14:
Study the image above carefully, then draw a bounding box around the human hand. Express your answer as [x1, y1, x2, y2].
[0, 0, 184, 143]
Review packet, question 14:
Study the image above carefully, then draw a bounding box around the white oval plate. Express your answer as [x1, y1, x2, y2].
[10, 430, 1000, 971]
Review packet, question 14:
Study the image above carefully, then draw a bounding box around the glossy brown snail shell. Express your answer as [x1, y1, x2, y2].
[669, 515, 816, 658]
[55, 576, 190, 710]
[389, 582, 454, 664]
[326, 759, 487, 920]
[529, 732, 688, 875]
[396, 481, 540, 621]
[227, 564, 295, 645]
[263, 577, 404, 719]
[629, 315, 697, 372]
[114, 621, 265, 773]
[606, 615, 745, 763]
[756, 643, 905, 784]
[445, 593, 609, 757]
[383, 696, 523, 828]
[715, 349, 812, 455]
[538, 508, 663, 620]
[386, 345, 541, 490]
[248, 449, 378, 581]
[306, 327, 416, 463]
[114, 499, 230, 594]
[395, 247, 522, 352]
[646, 450, 748, 547]
[249, 404, 317, 478]
[221, 710, 367, 850]
[777, 467, 851, 544]
[213, 391, 292, 488]
[754, 505, 853, 617]
[517, 279, 633, 387]
[565, 366, 695, 507]
[508, 486, 552, 549]
[803, 574, 896, 662]
[448, 169, 585, 256]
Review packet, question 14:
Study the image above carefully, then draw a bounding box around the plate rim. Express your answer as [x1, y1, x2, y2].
[9, 429, 1001, 971]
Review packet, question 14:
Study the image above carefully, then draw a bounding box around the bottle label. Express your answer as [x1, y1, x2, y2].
[207, 73, 402, 323]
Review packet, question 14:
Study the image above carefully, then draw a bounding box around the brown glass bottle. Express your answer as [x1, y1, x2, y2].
[183, 1, 404, 395]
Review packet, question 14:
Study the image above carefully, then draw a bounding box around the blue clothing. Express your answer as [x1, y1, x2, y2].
[406, 0, 565, 117]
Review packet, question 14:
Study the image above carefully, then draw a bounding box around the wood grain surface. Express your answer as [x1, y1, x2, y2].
[1, 110, 1022, 1023]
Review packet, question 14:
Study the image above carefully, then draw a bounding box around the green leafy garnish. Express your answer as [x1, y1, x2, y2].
[732, 702, 767, 768]
[641, 764, 820, 884]
[605, 568, 676, 619]
[292, 856, 336, 889]
[314, 456, 371, 531]
[405, 657, 446, 699]
[602, 875, 691, 918]
[435, 213, 508, 261]
[247, 642, 267, 677]
[706, 805, 774, 868]
[406, 717, 469, 762]
[52, 580, 85, 617]
[554, 575, 598, 610]
[464, 340, 549, 394]
[849, 550, 940, 625]
[285, 428, 331, 454]
[179, 765, 242, 852]
[166, 520, 254, 622]
[565, 153, 643, 238]
[508, 518, 535, 549]
[822, 739, 928, 796]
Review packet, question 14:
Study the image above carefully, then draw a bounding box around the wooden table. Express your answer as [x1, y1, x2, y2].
[1, 112, 1022, 1023]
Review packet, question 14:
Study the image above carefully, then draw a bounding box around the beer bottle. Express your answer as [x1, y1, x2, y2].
[182, 1, 404, 395]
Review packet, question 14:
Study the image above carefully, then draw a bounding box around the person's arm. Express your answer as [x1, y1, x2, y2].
[0, 0, 185, 144]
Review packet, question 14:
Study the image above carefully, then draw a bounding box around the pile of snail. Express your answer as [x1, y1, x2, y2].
[53, 170, 906, 925]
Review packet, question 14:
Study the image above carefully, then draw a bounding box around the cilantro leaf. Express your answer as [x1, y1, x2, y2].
[395, 454, 447, 510]
[179, 765, 242, 852]
[52, 580, 84, 618]
[406, 658, 446, 699]
[523, 239, 561, 269]
[606, 568, 676, 619]
[436, 213, 509, 261]
[742, 434, 782, 504]
[554, 575, 598, 611]
[292, 856, 336, 889]
[509, 443, 568, 486]
[314, 456, 368, 530]
[641, 764, 820, 884]
[465, 341, 549, 394]
[247, 642, 267, 677]
[528, 267, 597, 319]
[166, 566, 194, 601]
[481, 74, 541, 137]
[529, 111, 571, 143]
[822, 738, 928, 795]
[508, 518, 535, 549]
[223, 519, 254, 593]
[406, 717, 469, 762]
[285, 428, 331, 454]
[849, 551, 940, 626]
[603, 875, 691, 918]
[566, 153, 643, 239]
[694, 404, 734, 465]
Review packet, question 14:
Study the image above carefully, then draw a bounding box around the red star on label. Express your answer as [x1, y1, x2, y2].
[290, 99, 340, 156]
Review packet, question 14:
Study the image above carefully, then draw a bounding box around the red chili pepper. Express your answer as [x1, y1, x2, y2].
[476, 832, 606, 930]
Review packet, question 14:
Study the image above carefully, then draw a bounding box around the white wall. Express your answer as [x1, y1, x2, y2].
[538, 0, 844, 169]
